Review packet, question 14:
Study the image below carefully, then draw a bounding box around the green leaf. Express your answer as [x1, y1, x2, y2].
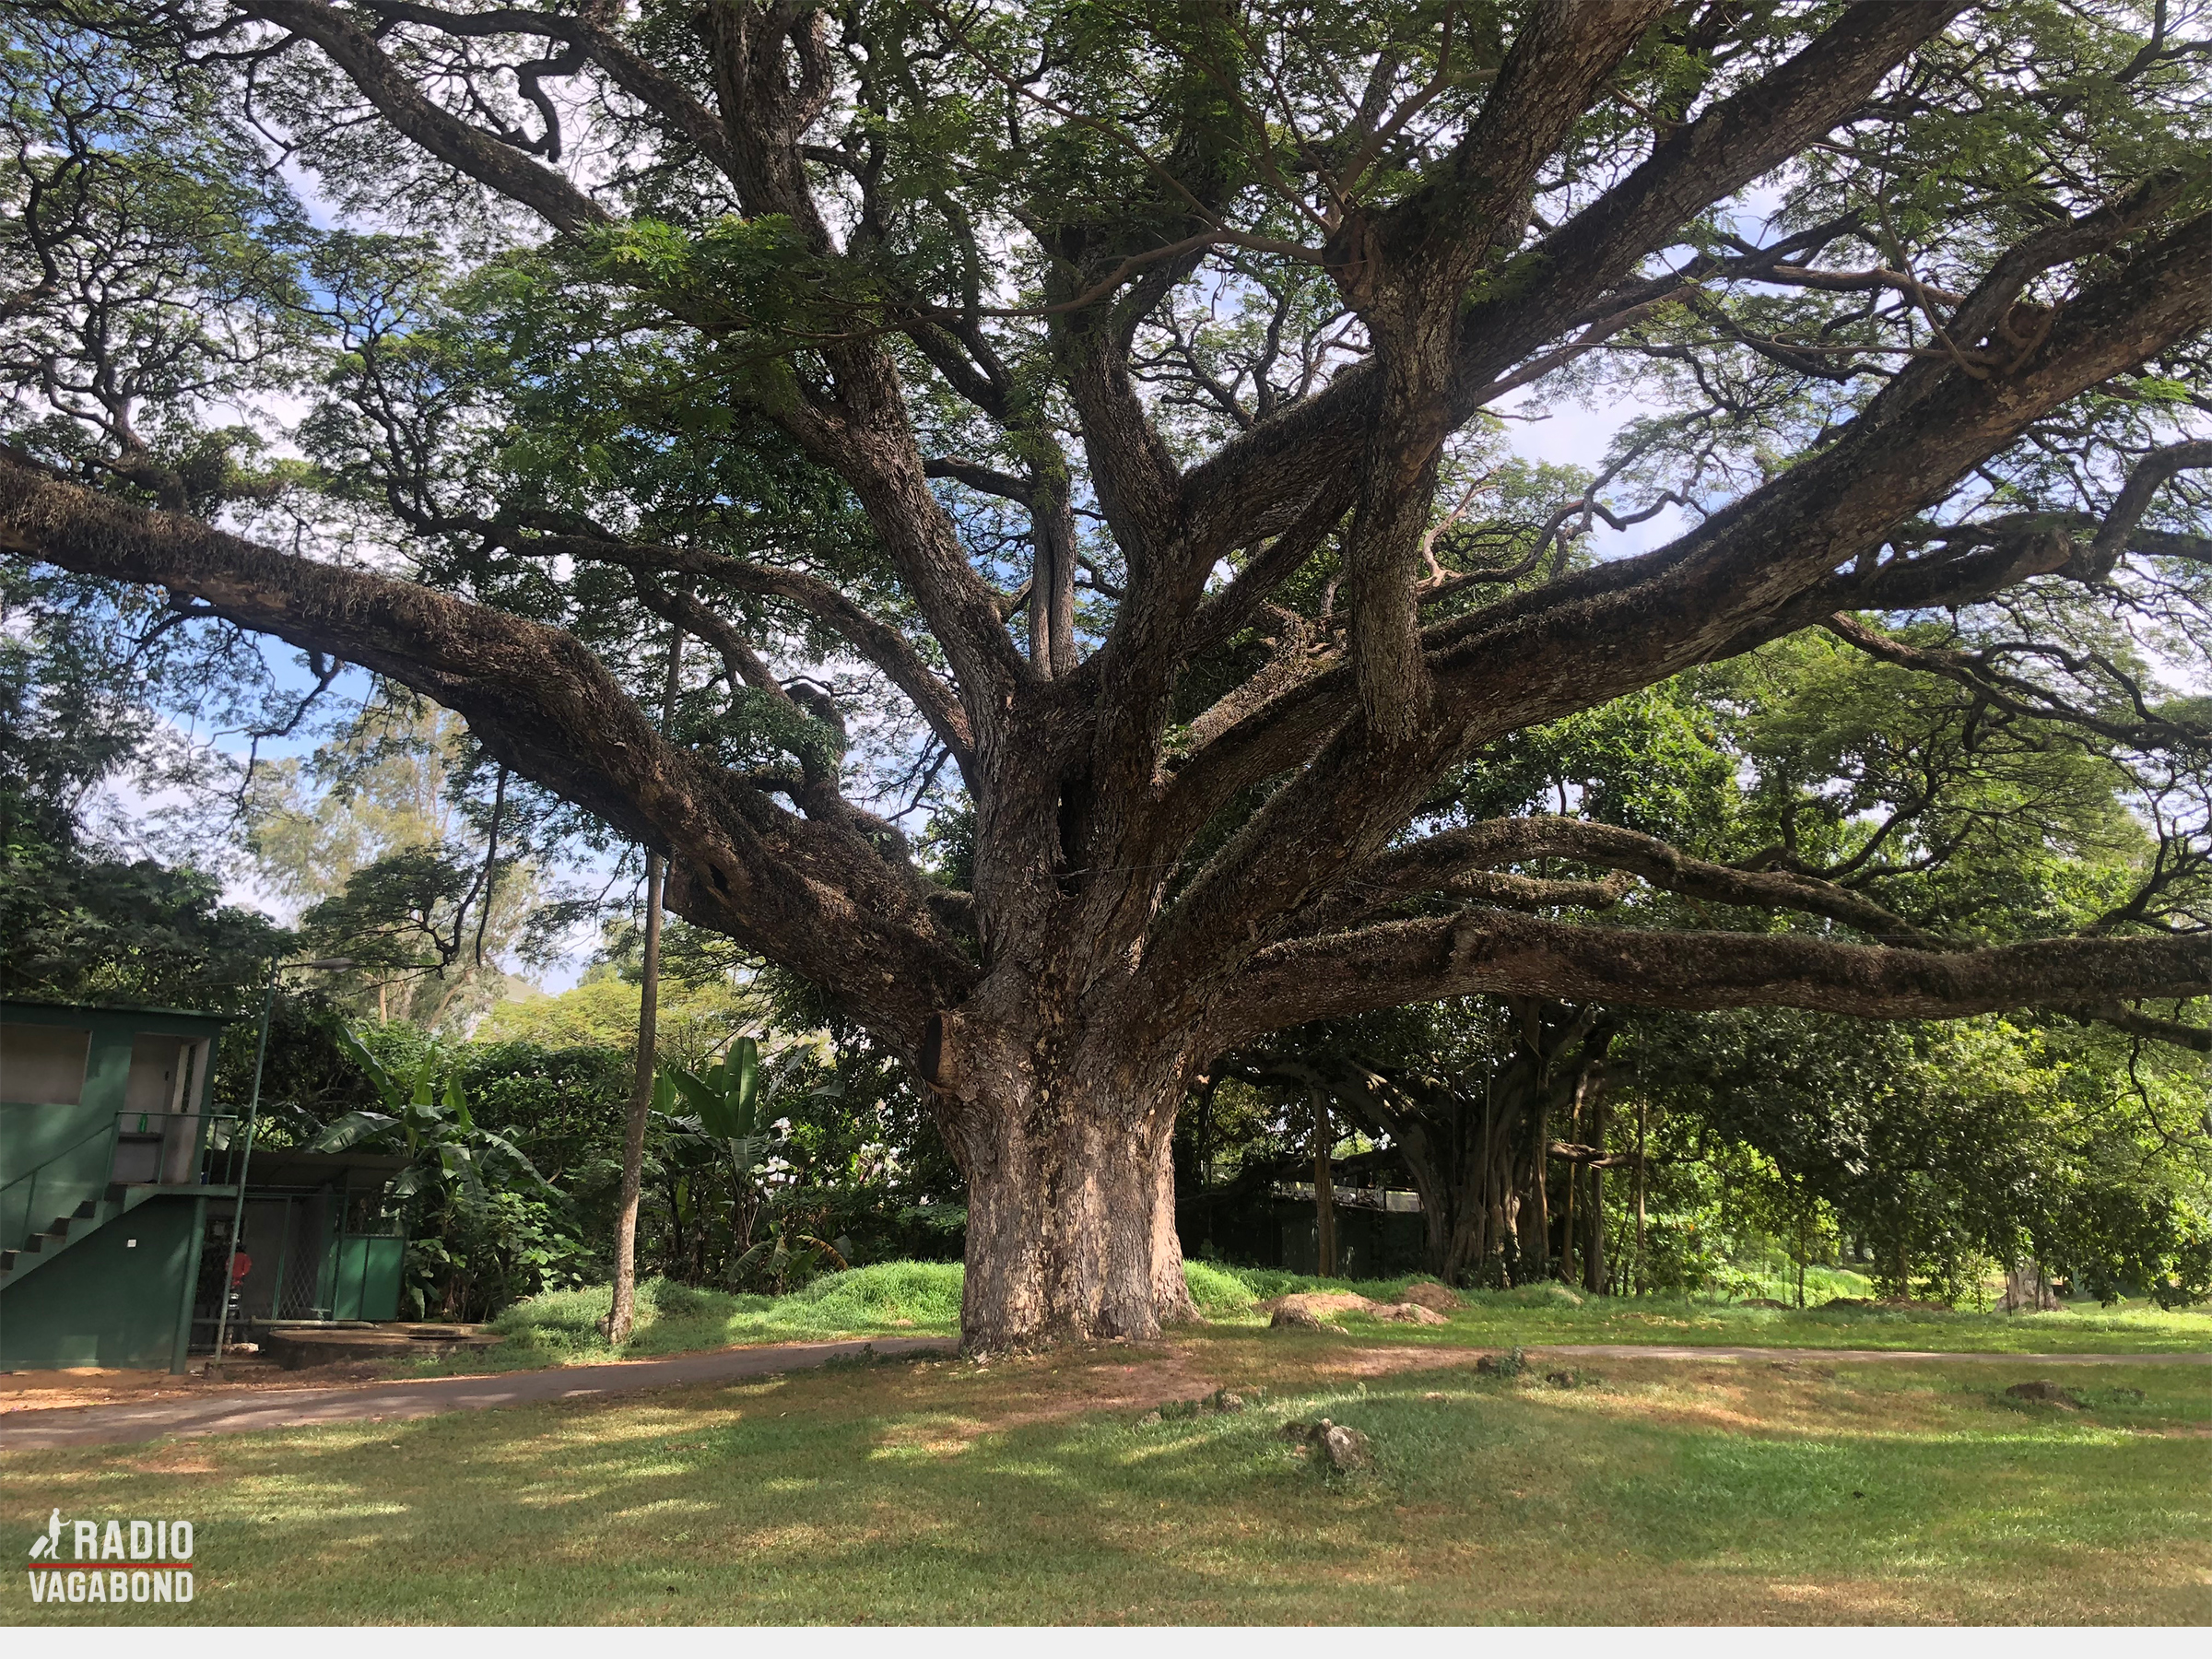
[732, 1036, 760, 1118]
[334, 1025, 405, 1112]
[444, 1073, 475, 1132]
[308, 1110, 401, 1153]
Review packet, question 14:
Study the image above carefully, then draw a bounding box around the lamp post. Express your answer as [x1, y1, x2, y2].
[207, 953, 354, 1376]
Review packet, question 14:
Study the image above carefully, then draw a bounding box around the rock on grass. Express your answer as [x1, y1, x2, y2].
[1279, 1418, 1373, 1472]
[2005, 1380, 2088, 1409]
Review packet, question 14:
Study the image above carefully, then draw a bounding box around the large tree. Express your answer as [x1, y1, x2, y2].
[4, 1, 2210, 1347]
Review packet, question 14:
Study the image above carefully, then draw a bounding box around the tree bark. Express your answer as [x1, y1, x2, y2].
[932, 1031, 1194, 1349]
[1999, 1261, 2062, 1312]
[1583, 1076, 1608, 1295]
[1632, 1098, 1648, 1296]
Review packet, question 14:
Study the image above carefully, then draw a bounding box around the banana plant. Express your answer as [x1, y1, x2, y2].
[658, 1036, 806, 1275]
[318, 1025, 558, 1205]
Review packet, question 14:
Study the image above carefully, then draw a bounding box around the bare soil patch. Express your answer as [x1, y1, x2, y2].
[0, 1358, 395, 1414]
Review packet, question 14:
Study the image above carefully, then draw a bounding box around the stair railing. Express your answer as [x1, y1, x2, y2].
[3, 1111, 242, 1259]
[0, 1112, 124, 1256]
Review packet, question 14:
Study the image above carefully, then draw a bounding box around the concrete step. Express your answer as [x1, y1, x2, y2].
[258, 1324, 504, 1371]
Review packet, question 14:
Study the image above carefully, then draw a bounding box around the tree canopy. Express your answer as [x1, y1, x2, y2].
[2, 0, 2208, 1345]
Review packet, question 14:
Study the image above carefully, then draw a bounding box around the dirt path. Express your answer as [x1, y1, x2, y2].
[0, 1336, 959, 1452]
[1, 1336, 2198, 1452]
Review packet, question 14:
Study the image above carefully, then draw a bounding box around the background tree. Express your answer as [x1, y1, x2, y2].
[5, 2, 2211, 1347]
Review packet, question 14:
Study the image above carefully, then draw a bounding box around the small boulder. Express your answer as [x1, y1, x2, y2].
[1215, 1391, 1247, 1413]
[2005, 1380, 2088, 1409]
[1372, 1301, 1450, 1326]
[1544, 1370, 1579, 1388]
[1315, 1423, 1372, 1473]
[1398, 1281, 1464, 1313]
[1135, 1409, 1163, 1426]
[1270, 1305, 1325, 1331]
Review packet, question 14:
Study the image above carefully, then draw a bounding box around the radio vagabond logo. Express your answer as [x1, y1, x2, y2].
[25, 1509, 196, 1606]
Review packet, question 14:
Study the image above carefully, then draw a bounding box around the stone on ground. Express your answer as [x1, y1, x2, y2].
[1312, 1421, 1372, 1473]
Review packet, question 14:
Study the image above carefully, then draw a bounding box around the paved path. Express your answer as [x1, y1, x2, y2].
[0, 1337, 2198, 1452]
[0, 1336, 959, 1452]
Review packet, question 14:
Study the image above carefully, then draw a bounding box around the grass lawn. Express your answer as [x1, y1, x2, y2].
[6, 1328, 2206, 1624]
[414, 1262, 2212, 1376]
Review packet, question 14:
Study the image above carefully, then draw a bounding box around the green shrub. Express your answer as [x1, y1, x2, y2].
[791, 1261, 966, 1325]
[1182, 1261, 1258, 1316]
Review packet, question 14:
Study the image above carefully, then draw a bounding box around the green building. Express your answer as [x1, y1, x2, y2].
[1, 999, 406, 1372]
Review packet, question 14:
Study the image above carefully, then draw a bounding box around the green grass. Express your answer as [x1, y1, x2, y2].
[406, 1261, 2209, 1374]
[477, 1263, 966, 1364]
[1194, 1263, 2210, 1355]
[6, 1331, 2205, 1623]
[1336, 1281, 2212, 1355]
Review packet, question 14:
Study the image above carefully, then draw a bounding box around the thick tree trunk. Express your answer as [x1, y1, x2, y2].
[935, 1040, 1194, 1350]
[1999, 1261, 2062, 1312]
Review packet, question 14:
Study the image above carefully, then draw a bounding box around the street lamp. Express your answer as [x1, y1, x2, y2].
[207, 953, 356, 1376]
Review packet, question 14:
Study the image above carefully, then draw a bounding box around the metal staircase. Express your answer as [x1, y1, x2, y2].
[0, 1111, 233, 1291]
[0, 1182, 168, 1288]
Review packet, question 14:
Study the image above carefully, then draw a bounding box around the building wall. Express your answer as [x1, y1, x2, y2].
[0, 1195, 200, 1371]
[3, 1003, 224, 1254]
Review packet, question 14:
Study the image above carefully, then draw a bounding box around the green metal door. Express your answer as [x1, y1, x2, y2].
[328, 1235, 404, 1320]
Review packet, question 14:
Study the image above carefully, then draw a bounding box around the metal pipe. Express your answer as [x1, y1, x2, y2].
[206, 955, 353, 1371]
[207, 954, 277, 1376]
